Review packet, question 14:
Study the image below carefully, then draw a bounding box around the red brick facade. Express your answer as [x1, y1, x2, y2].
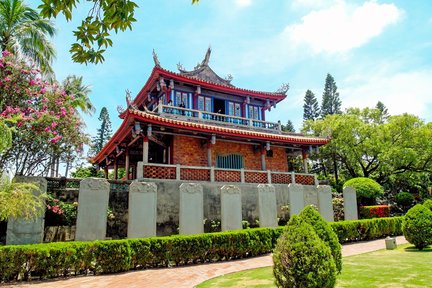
[172, 135, 288, 172]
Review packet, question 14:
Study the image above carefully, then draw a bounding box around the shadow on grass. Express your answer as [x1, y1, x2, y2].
[404, 246, 432, 253]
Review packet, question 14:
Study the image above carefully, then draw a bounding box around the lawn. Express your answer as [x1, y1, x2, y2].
[197, 244, 432, 288]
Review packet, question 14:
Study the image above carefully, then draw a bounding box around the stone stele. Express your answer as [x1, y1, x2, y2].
[220, 185, 242, 231]
[75, 178, 110, 241]
[257, 184, 278, 228]
[127, 181, 157, 238]
[179, 183, 204, 235]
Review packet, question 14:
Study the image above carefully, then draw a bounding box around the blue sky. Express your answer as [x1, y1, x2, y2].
[30, 0, 432, 135]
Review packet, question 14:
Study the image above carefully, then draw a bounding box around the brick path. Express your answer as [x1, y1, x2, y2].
[6, 236, 407, 288]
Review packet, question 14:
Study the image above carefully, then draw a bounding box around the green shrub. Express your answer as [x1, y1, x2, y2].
[423, 199, 432, 211]
[93, 240, 131, 274]
[299, 205, 342, 274]
[403, 204, 432, 250]
[343, 177, 384, 204]
[0, 217, 403, 283]
[273, 215, 336, 288]
[395, 192, 414, 208]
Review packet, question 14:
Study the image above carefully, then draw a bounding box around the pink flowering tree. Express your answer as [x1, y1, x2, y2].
[0, 51, 89, 176]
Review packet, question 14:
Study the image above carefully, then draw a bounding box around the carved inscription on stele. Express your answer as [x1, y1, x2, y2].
[80, 178, 110, 191]
[130, 181, 157, 193]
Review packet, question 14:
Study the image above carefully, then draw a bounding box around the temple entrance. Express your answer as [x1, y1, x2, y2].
[213, 98, 225, 114]
[148, 134, 172, 164]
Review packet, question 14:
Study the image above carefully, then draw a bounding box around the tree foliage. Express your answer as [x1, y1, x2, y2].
[89, 107, 112, 156]
[38, 0, 199, 65]
[303, 89, 320, 121]
[321, 73, 341, 118]
[0, 0, 56, 76]
[0, 177, 45, 221]
[303, 107, 432, 193]
[0, 51, 89, 176]
[281, 120, 295, 133]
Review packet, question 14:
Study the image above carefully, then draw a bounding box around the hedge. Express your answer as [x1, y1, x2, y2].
[0, 217, 403, 282]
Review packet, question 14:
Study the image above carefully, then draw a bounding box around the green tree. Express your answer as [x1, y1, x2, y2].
[375, 101, 389, 123]
[38, 0, 199, 65]
[0, 0, 56, 75]
[62, 75, 94, 115]
[303, 89, 320, 121]
[0, 119, 11, 153]
[282, 120, 295, 132]
[90, 107, 112, 156]
[304, 108, 432, 193]
[321, 73, 341, 118]
[0, 52, 88, 176]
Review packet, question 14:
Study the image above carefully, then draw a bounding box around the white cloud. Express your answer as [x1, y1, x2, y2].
[235, 0, 252, 8]
[341, 68, 432, 120]
[284, 1, 402, 54]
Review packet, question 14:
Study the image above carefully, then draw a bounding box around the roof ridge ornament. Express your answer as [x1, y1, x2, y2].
[276, 83, 290, 94]
[177, 62, 186, 73]
[152, 49, 161, 67]
[202, 46, 211, 66]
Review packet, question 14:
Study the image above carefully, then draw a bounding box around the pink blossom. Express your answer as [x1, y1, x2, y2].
[2, 50, 11, 57]
[49, 135, 62, 144]
[4, 77, 11, 82]
[29, 79, 36, 86]
[40, 87, 46, 94]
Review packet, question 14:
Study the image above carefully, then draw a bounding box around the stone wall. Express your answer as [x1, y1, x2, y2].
[172, 135, 288, 171]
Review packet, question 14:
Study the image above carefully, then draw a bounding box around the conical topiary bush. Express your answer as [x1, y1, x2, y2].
[298, 205, 342, 273]
[273, 215, 337, 288]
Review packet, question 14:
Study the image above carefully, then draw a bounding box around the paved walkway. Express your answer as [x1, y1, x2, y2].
[7, 236, 407, 288]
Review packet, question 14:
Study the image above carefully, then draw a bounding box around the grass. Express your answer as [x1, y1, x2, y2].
[197, 244, 432, 288]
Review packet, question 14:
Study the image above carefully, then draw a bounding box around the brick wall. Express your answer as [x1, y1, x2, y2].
[172, 136, 208, 166]
[172, 135, 288, 172]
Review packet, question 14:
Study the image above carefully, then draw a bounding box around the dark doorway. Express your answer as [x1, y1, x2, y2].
[213, 98, 225, 114]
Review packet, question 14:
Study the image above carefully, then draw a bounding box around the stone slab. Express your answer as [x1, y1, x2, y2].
[220, 185, 242, 231]
[343, 186, 358, 220]
[317, 185, 334, 222]
[257, 184, 278, 228]
[288, 184, 305, 216]
[179, 183, 204, 235]
[128, 181, 157, 238]
[75, 178, 110, 241]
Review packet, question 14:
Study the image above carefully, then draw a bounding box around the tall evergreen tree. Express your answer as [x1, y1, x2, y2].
[375, 101, 389, 123]
[321, 74, 342, 118]
[282, 120, 295, 133]
[303, 90, 320, 121]
[90, 107, 112, 156]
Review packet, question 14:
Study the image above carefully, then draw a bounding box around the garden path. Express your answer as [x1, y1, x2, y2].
[7, 236, 407, 288]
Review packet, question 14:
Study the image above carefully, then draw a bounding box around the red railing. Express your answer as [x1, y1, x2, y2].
[140, 164, 317, 185]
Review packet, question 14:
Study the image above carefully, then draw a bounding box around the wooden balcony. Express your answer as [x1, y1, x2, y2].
[156, 104, 282, 132]
[137, 163, 318, 185]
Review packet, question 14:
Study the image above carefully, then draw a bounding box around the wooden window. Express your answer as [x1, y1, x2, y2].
[198, 96, 212, 112]
[248, 105, 261, 120]
[216, 154, 244, 169]
[175, 91, 189, 108]
[227, 101, 241, 117]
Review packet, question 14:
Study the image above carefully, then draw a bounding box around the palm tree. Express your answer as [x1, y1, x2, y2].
[0, 0, 56, 76]
[62, 75, 95, 115]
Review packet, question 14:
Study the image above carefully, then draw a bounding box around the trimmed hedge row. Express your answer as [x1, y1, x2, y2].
[0, 217, 403, 282]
